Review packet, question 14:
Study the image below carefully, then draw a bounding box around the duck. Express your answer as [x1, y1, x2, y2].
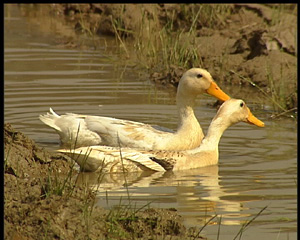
[40, 68, 231, 150]
[57, 99, 265, 172]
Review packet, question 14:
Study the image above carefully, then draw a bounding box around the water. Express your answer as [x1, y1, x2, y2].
[4, 5, 297, 240]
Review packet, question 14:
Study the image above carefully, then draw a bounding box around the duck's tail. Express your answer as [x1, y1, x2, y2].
[39, 108, 61, 131]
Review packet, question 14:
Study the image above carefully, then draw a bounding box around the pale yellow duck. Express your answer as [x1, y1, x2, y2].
[40, 68, 231, 150]
[58, 99, 265, 172]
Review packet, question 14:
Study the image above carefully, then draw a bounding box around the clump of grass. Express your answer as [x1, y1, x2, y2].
[134, 10, 202, 71]
[158, 26, 202, 71]
[265, 63, 297, 116]
[191, 4, 234, 29]
[40, 160, 77, 198]
[268, 4, 298, 26]
[105, 203, 143, 239]
[113, 4, 234, 71]
[41, 123, 86, 198]
[111, 15, 130, 58]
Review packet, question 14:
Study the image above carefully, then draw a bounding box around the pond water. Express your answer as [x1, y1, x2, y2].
[4, 5, 297, 240]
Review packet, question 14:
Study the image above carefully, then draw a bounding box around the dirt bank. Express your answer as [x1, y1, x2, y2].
[4, 123, 205, 239]
[17, 4, 297, 112]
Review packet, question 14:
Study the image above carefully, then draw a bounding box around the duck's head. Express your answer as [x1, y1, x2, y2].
[216, 99, 265, 127]
[178, 68, 231, 102]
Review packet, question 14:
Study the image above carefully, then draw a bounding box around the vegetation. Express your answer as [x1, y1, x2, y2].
[17, 3, 297, 115]
[114, 4, 234, 70]
[108, 4, 297, 117]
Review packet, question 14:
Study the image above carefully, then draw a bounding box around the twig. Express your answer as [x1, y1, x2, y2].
[270, 107, 297, 119]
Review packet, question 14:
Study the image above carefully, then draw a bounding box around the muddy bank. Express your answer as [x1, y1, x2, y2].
[4, 123, 205, 239]
[16, 3, 296, 111]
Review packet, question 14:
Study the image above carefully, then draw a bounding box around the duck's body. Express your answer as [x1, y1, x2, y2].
[40, 68, 230, 150]
[58, 99, 265, 172]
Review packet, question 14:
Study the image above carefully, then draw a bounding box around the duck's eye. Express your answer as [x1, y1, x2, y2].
[240, 102, 244, 107]
[197, 74, 203, 78]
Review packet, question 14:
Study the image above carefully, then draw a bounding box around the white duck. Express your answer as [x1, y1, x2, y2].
[58, 99, 265, 172]
[40, 68, 231, 150]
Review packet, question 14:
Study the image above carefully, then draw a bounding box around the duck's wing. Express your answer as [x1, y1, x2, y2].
[128, 150, 187, 171]
[85, 116, 174, 149]
[58, 146, 166, 172]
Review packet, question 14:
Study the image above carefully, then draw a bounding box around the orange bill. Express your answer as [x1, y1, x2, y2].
[206, 81, 231, 102]
[246, 107, 265, 127]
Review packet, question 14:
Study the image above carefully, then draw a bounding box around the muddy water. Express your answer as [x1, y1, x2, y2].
[5, 5, 297, 240]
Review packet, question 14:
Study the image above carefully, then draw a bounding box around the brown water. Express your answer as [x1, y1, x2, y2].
[4, 5, 297, 240]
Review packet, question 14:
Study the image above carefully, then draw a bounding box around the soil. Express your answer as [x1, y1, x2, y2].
[4, 4, 297, 240]
[4, 123, 204, 239]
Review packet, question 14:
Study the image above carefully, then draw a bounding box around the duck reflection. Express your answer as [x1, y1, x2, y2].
[75, 164, 251, 226]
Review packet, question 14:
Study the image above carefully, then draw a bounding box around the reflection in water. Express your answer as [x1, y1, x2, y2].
[4, 4, 297, 240]
[76, 166, 250, 226]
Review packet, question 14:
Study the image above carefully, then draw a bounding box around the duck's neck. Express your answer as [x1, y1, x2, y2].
[182, 112, 232, 168]
[201, 115, 230, 151]
[188, 114, 230, 154]
[176, 92, 200, 134]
